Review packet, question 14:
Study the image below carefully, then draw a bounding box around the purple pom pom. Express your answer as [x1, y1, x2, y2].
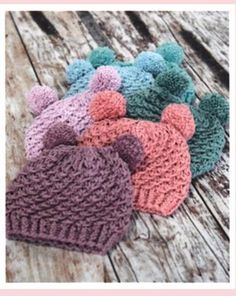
[43, 123, 77, 149]
[112, 134, 144, 173]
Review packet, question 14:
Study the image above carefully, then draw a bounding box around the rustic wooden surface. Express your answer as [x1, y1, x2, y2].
[5, 11, 229, 282]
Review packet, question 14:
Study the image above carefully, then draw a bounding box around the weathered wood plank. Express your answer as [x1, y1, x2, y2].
[167, 11, 229, 70]
[6, 11, 117, 283]
[6, 11, 229, 282]
[6, 12, 36, 184]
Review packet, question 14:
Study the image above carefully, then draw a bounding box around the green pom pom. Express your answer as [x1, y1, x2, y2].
[88, 47, 116, 68]
[155, 68, 190, 98]
[156, 42, 184, 65]
[199, 93, 229, 126]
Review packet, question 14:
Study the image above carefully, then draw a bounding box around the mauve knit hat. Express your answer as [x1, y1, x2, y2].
[25, 66, 121, 160]
[7, 124, 144, 254]
[78, 91, 195, 216]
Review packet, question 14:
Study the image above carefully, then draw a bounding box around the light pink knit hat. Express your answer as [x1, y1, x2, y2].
[25, 66, 121, 160]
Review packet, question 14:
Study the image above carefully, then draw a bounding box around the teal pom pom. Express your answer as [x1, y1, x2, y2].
[66, 59, 94, 84]
[199, 93, 229, 126]
[88, 47, 116, 68]
[134, 51, 167, 77]
[156, 42, 184, 65]
[155, 68, 190, 98]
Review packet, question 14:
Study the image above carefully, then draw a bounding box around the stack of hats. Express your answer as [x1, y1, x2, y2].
[6, 41, 229, 255]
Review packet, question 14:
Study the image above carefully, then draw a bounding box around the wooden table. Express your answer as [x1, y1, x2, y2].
[6, 11, 229, 282]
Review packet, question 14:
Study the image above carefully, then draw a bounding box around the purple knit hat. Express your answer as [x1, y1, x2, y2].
[6, 124, 144, 254]
[25, 66, 121, 160]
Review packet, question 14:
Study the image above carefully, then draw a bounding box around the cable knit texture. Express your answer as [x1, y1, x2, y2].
[7, 128, 144, 254]
[79, 95, 195, 216]
[25, 66, 121, 160]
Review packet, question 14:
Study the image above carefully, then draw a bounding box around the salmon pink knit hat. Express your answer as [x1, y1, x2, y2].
[25, 66, 121, 160]
[6, 124, 144, 254]
[78, 91, 195, 216]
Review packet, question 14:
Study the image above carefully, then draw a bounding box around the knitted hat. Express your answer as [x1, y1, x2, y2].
[7, 124, 144, 254]
[65, 42, 194, 102]
[65, 60, 155, 98]
[124, 72, 229, 178]
[189, 94, 229, 177]
[78, 92, 195, 216]
[25, 66, 121, 160]
[126, 67, 194, 122]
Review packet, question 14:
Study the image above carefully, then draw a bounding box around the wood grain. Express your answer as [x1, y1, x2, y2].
[6, 11, 229, 282]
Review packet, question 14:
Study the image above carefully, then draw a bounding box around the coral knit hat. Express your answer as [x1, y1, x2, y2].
[25, 66, 121, 160]
[7, 124, 144, 254]
[79, 91, 195, 216]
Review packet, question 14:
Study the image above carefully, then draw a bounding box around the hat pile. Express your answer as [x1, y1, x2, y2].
[6, 41, 229, 254]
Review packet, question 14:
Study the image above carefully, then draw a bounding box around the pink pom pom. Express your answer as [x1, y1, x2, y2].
[89, 90, 126, 121]
[27, 85, 58, 116]
[161, 104, 195, 140]
[88, 66, 121, 93]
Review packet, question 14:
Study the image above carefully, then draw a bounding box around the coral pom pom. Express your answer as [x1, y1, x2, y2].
[161, 104, 195, 140]
[89, 90, 126, 121]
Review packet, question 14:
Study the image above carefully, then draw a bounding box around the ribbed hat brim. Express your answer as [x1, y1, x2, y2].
[6, 212, 130, 255]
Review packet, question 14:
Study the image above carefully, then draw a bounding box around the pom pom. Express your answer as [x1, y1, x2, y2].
[89, 90, 126, 121]
[161, 104, 195, 140]
[88, 47, 116, 68]
[27, 85, 58, 116]
[199, 93, 229, 126]
[156, 42, 184, 65]
[88, 66, 121, 93]
[66, 59, 94, 84]
[134, 52, 167, 77]
[156, 68, 190, 99]
[43, 123, 77, 149]
[112, 135, 144, 173]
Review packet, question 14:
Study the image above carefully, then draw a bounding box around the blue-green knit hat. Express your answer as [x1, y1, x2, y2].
[125, 73, 228, 178]
[189, 94, 229, 177]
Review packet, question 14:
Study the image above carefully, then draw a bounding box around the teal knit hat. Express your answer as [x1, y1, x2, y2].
[189, 94, 229, 178]
[125, 71, 228, 178]
[126, 67, 194, 121]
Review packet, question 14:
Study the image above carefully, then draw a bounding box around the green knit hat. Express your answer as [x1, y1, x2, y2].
[189, 94, 228, 177]
[125, 70, 229, 178]
[126, 67, 194, 121]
